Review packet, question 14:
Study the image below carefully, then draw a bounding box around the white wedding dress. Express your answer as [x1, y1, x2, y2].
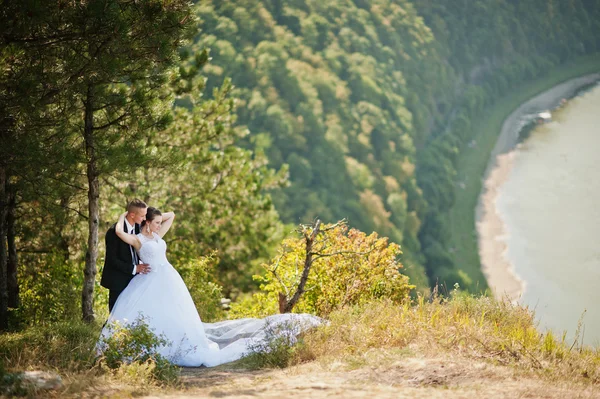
[98, 232, 321, 367]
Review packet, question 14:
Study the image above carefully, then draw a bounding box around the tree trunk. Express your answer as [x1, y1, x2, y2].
[82, 85, 99, 323]
[282, 220, 321, 313]
[7, 184, 19, 309]
[0, 167, 9, 329]
[58, 197, 71, 261]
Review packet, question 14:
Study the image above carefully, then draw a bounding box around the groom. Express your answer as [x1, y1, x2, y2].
[101, 199, 151, 312]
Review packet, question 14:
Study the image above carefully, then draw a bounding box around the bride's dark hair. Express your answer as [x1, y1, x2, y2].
[141, 207, 162, 227]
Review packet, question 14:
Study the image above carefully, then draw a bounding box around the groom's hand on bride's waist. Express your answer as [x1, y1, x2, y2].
[136, 263, 151, 274]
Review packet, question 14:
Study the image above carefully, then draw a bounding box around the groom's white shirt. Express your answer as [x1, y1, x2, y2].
[124, 218, 137, 275]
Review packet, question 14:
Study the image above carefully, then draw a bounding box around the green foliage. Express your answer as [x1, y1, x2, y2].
[2, 0, 286, 326]
[228, 292, 277, 319]
[189, 0, 600, 294]
[0, 0, 198, 324]
[0, 371, 28, 397]
[15, 253, 81, 326]
[107, 76, 287, 295]
[11, 236, 110, 328]
[98, 316, 179, 385]
[177, 255, 225, 322]
[230, 222, 414, 317]
[191, 0, 431, 290]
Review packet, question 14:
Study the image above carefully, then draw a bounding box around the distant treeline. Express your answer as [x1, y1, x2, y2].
[187, 0, 600, 290]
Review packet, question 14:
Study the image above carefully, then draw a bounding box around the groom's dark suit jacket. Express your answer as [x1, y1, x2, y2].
[100, 221, 140, 293]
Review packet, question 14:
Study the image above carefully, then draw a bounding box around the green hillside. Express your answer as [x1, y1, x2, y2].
[186, 0, 600, 291]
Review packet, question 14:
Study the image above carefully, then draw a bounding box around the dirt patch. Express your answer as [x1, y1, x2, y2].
[145, 353, 600, 399]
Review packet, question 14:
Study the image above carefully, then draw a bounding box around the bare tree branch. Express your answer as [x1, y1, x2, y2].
[281, 219, 321, 313]
[267, 254, 290, 298]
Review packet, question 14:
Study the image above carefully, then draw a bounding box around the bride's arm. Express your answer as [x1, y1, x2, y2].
[158, 211, 175, 238]
[115, 212, 142, 251]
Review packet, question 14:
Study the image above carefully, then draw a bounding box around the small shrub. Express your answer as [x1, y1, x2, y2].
[239, 319, 313, 369]
[97, 316, 179, 385]
[177, 255, 225, 322]
[228, 292, 277, 319]
[112, 357, 178, 387]
[0, 372, 28, 397]
[17, 252, 82, 327]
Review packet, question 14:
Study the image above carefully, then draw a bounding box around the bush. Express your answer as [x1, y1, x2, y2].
[230, 222, 414, 317]
[177, 255, 225, 322]
[16, 252, 82, 327]
[238, 319, 314, 369]
[11, 251, 111, 329]
[97, 316, 179, 385]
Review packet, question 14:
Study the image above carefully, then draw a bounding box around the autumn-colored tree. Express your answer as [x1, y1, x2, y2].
[230, 220, 414, 318]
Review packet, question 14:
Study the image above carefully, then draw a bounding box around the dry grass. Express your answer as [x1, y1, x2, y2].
[293, 293, 600, 384]
[0, 321, 103, 396]
[0, 320, 100, 372]
[0, 320, 180, 397]
[2, 294, 599, 397]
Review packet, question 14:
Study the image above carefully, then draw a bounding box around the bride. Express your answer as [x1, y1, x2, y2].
[99, 207, 320, 367]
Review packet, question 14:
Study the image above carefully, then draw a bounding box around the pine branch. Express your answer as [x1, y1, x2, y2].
[92, 112, 129, 131]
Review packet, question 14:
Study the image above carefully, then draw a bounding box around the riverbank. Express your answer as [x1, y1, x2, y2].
[446, 54, 600, 292]
[476, 73, 600, 301]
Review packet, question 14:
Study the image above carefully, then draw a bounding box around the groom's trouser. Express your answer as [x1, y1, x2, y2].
[108, 289, 123, 313]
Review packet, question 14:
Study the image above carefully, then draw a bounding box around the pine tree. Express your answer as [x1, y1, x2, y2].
[0, 0, 196, 324]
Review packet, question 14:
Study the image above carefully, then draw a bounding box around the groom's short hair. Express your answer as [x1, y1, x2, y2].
[127, 199, 147, 212]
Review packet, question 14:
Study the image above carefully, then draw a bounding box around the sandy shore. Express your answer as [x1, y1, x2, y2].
[476, 72, 600, 302]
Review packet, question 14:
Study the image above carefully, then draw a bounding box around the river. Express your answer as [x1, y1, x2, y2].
[494, 84, 600, 346]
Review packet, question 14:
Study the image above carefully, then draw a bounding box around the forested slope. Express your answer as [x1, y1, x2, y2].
[188, 0, 600, 290]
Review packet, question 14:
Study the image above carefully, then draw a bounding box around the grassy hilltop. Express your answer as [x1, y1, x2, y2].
[1, 295, 599, 397]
